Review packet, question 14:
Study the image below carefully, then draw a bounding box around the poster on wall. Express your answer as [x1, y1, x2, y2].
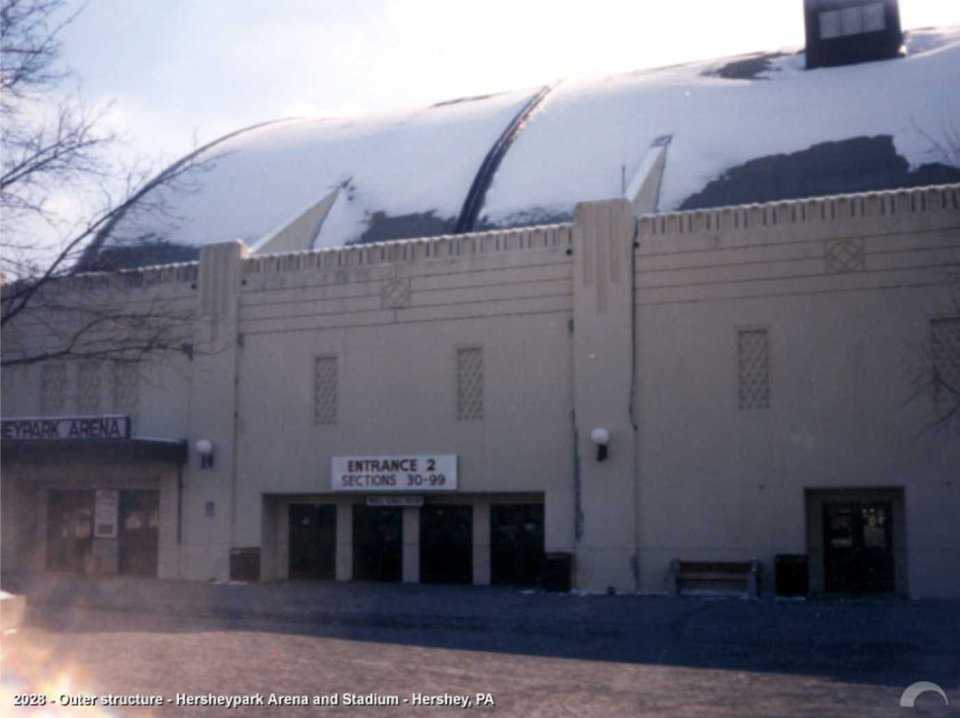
[94, 489, 119, 538]
[332, 455, 458, 492]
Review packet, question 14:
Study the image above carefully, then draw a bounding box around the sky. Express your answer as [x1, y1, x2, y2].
[58, 0, 960, 169]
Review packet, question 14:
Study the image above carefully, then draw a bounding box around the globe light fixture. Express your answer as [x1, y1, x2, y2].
[590, 427, 610, 462]
[195, 438, 214, 469]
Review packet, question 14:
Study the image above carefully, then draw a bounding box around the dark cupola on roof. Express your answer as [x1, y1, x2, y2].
[804, 0, 903, 69]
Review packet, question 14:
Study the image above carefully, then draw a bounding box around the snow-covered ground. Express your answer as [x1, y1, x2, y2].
[104, 26, 960, 257]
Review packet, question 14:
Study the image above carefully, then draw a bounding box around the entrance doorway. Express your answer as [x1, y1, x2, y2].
[490, 503, 544, 586]
[288, 504, 336, 579]
[823, 501, 895, 593]
[420, 504, 472, 584]
[46, 490, 94, 573]
[352, 505, 402, 582]
[118, 490, 159, 576]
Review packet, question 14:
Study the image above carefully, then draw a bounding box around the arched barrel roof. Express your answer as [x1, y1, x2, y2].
[97, 26, 960, 267]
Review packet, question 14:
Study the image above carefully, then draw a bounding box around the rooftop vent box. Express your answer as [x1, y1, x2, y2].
[804, 0, 903, 69]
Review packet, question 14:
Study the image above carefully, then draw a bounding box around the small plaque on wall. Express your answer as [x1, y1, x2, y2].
[366, 496, 424, 507]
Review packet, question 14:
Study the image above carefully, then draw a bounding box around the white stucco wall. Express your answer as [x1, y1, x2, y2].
[3, 185, 958, 596]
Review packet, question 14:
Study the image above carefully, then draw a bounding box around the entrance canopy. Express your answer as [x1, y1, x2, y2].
[3, 438, 187, 465]
[2, 415, 187, 466]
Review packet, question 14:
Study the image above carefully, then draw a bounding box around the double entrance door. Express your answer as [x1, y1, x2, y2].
[46, 489, 159, 575]
[352, 505, 402, 582]
[420, 504, 472, 584]
[118, 491, 160, 575]
[288, 504, 337, 579]
[286, 501, 545, 585]
[46, 490, 94, 573]
[823, 501, 895, 593]
[490, 504, 544, 586]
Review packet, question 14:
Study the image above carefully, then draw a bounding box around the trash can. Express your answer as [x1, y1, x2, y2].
[774, 554, 809, 596]
[229, 547, 261, 582]
[540, 552, 573, 592]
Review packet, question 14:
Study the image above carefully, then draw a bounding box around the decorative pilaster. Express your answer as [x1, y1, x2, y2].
[572, 199, 638, 592]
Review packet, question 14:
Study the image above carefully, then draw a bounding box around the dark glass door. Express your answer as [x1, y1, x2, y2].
[118, 490, 159, 576]
[46, 490, 94, 573]
[288, 504, 337, 579]
[823, 501, 894, 593]
[491, 504, 544, 586]
[352, 506, 402, 582]
[420, 504, 472, 584]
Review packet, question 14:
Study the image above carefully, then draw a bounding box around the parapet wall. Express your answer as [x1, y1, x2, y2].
[637, 184, 960, 240]
[9, 183, 954, 294]
[242, 223, 573, 277]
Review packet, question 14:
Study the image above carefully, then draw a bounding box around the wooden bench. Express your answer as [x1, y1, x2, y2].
[669, 560, 762, 598]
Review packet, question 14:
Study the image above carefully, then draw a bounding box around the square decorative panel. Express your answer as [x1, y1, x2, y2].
[457, 347, 484, 421]
[825, 238, 865, 274]
[931, 317, 960, 407]
[40, 363, 67, 413]
[380, 277, 412, 309]
[314, 355, 338, 425]
[738, 329, 770, 410]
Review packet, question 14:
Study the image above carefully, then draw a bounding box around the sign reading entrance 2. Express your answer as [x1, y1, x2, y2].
[332, 455, 457, 492]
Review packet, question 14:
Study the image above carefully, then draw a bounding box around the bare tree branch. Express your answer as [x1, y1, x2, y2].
[0, 0, 217, 369]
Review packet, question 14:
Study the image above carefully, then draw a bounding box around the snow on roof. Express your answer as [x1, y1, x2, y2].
[102, 26, 960, 260]
[106, 88, 539, 250]
[482, 26, 960, 226]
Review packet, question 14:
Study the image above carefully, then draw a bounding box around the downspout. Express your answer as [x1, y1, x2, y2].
[176, 462, 183, 544]
[229, 331, 243, 576]
[629, 219, 641, 591]
[176, 460, 184, 579]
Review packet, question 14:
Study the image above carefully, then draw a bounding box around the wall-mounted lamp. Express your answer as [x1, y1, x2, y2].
[195, 438, 215, 469]
[590, 427, 610, 462]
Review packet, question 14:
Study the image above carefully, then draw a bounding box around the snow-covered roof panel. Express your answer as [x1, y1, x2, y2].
[105, 88, 539, 251]
[98, 26, 960, 268]
[482, 26, 960, 225]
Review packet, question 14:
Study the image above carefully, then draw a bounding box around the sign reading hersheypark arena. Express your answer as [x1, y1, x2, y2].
[332, 455, 457, 492]
[1, 415, 132, 440]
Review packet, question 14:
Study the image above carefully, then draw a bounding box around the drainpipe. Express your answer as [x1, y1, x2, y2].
[629, 220, 641, 592]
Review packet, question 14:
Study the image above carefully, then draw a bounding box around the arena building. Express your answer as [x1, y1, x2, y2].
[3, 3, 959, 596]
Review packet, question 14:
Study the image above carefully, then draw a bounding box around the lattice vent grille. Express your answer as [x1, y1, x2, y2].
[314, 355, 338, 425]
[825, 238, 865, 274]
[738, 329, 770, 410]
[457, 347, 484, 421]
[40, 363, 67, 413]
[932, 318, 960, 406]
[112, 363, 139, 413]
[77, 362, 101, 413]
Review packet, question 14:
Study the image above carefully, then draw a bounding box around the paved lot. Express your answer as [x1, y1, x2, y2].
[1, 576, 958, 717]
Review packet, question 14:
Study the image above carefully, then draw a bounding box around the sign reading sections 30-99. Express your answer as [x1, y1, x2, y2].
[331, 455, 457, 492]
